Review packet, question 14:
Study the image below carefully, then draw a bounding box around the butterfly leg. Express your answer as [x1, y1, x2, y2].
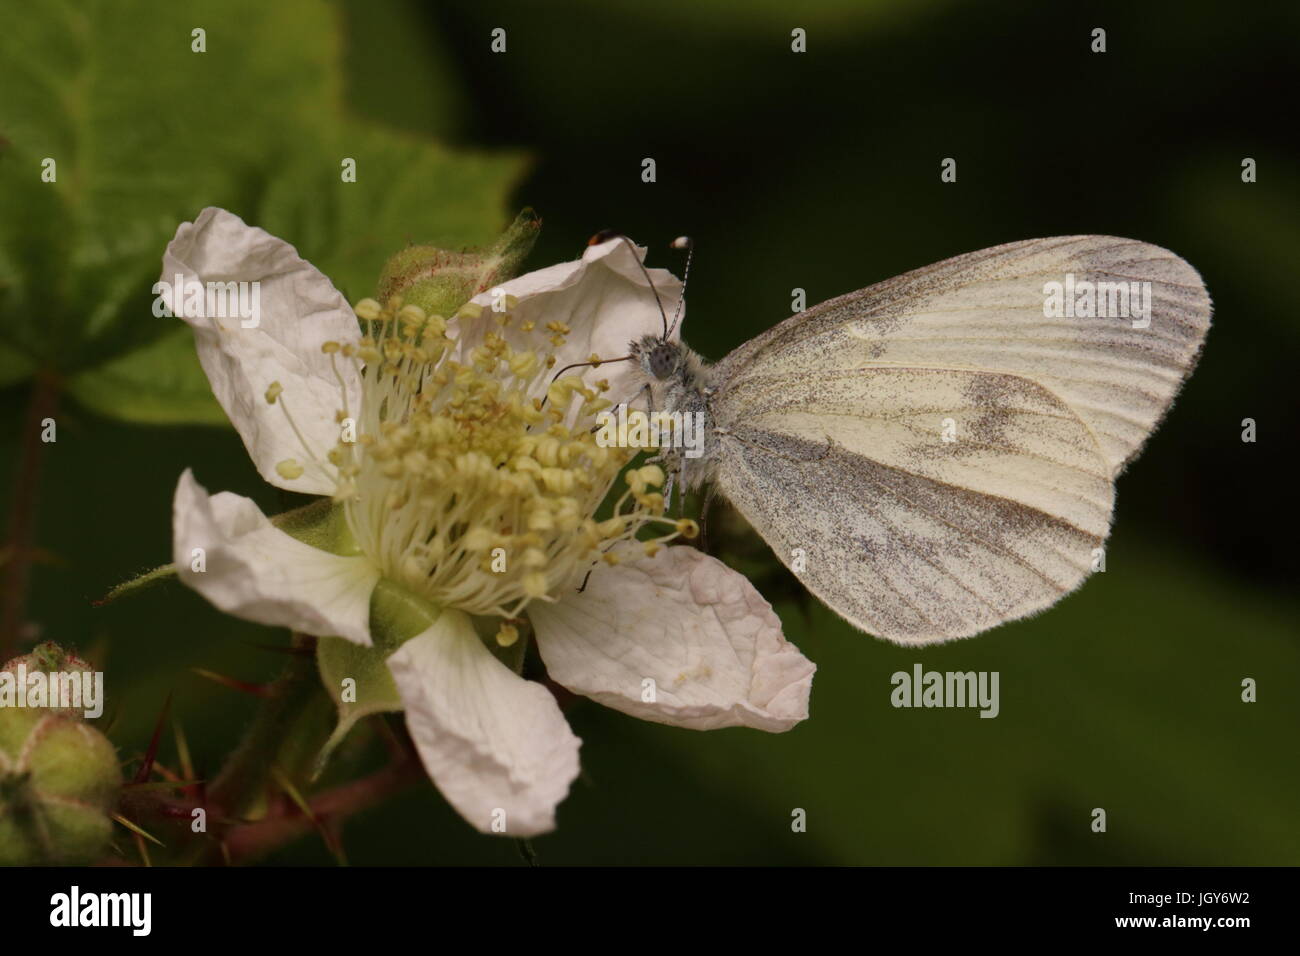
[699, 482, 718, 552]
[658, 452, 684, 513]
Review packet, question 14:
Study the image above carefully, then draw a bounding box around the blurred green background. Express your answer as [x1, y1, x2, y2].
[1, 0, 1296, 864]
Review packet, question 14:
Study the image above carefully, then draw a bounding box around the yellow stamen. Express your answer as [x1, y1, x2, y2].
[339, 293, 674, 618]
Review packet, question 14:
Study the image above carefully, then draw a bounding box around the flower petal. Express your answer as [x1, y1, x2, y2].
[387, 609, 581, 836]
[531, 546, 815, 732]
[173, 469, 377, 645]
[460, 237, 682, 404]
[161, 207, 362, 495]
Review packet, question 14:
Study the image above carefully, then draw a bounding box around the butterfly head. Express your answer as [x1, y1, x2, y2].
[635, 336, 684, 380]
[581, 231, 699, 387]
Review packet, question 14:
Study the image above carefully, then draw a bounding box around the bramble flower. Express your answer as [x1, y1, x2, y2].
[164, 208, 815, 836]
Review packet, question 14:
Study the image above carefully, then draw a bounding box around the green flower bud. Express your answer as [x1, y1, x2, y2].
[1, 641, 95, 719]
[0, 647, 121, 866]
[376, 208, 540, 317]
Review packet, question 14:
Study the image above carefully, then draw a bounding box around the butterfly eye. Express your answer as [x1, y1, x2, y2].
[649, 345, 676, 379]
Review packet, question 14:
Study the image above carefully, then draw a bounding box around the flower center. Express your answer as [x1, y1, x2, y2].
[275, 296, 691, 620]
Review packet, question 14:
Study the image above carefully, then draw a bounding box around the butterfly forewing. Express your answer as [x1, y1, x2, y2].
[708, 236, 1211, 643]
[714, 236, 1212, 476]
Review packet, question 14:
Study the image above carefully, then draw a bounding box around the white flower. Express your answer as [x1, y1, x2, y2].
[164, 207, 815, 836]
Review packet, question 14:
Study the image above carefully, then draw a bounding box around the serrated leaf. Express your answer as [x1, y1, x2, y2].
[0, 0, 340, 371]
[1, 1, 526, 428]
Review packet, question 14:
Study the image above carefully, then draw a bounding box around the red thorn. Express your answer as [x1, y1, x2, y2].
[133, 692, 173, 784]
[191, 668, 275, 698]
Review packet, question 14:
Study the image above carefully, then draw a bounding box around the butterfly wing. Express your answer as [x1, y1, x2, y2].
[709, 236, 1211, 643]
[715, 236, 1211, 476]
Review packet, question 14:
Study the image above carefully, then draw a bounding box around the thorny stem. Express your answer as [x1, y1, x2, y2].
[205, 632, 326, 823]
[222, 755, 423, 864]
[126, 734, 422, 866]
[182, 632, 424, 865]
[0, 369, 60, 660]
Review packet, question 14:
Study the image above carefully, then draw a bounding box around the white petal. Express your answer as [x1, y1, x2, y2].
[161, 207, 362, 495]
[173, 469, 377, 645]
[387, 609, 581, 836]
[531, 546, 815, 732]
[460, 237, 682, 404]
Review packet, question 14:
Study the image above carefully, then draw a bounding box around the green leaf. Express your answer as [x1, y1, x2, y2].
[0, 1, 524, 427]
[65, 328, 227, 425]
[339, 0, 468, 141]
[258, 119, 529, 305]
[0, 0, 340, 372]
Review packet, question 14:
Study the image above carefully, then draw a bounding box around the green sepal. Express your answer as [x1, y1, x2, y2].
[316, 637, 402, 769]
[100, 499, 358, 607]
[99, 563, 177, 605]
[315, 578, 442, 773]
[270, 499, 360, 556]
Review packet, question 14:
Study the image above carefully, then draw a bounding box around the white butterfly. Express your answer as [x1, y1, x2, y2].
[626, 236, 1211, 644]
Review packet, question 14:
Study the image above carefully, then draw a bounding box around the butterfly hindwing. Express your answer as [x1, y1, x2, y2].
[713, 366, 1112, 642]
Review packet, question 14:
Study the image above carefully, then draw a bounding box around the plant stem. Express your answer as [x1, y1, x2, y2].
[223, 754, 423, 863]
[206, 633, 326, 821]
[1, 369, 60, 660]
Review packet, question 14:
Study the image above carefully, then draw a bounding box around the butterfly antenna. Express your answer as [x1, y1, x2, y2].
[589, 229, 670, 338]
[549, 355, 633, 383]
[540, 354, 634, 412]
[667, 236, 693, 338]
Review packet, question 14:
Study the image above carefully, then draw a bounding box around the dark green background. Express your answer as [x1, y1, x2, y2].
[2, 0, 1296, 864]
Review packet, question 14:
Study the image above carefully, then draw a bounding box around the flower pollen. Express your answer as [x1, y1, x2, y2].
[307, 296, 683, 618]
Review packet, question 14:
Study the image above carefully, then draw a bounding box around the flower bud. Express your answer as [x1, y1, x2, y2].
[0, 645, 121, 865]
[376, 209, 540, 318]
[1, 641, 96, 719]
